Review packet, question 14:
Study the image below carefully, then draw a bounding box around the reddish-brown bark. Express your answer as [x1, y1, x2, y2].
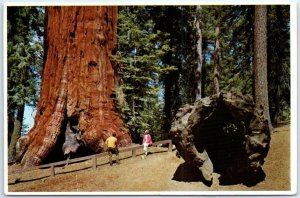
[195, 5, 203, 100]
[212, 25, 220, 95]
[16, 6, 131, 168]
[254, 5, 272, 130]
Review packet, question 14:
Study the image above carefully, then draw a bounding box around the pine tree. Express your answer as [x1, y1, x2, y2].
[7, 6, 44, 163]
[152, 6, 196, 135]
[195, 5, 203, 100]
[199, 6, 254, 96]
[254, 5, 272, 129]
[212, 10, 221, 95]
[221, 6, 254, 95]
[267, 5, 290, 123]
[113, 6, 174, 141]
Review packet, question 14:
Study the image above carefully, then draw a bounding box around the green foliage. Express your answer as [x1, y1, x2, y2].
[151, 6, 197, 134]
[267, 5, 290, 122]
[200, 6, 255, 96]
[5, 5, 290, 148]
[7, 6, 44, 109]
[7, 6, 44, 134]
[114, 5, 290, 138]
[112, 6, 174, 141]
[197, 5, 290, 122]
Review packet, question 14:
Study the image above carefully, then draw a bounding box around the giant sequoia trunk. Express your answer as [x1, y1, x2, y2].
[16, 6, 132, 168]
[170, 92, 271, 186]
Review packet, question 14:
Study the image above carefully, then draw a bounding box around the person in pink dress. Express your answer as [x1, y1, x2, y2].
[142, 129, 153, 156]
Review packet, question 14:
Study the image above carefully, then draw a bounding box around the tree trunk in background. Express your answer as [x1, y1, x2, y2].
[254, 5, 272, 130]
[163, 74, 173, 138]
[268, 5, 287, 124]
[195, 5, 203, 100]
[8, 104, 24, 163]
[7, 107, 15, 146]
[202, 40, 207, 97]
[212, 25, 220, 95]
[16, 6, 131, 168]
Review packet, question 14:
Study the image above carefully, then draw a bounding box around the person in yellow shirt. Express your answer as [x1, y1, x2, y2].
[105, 133, 120, 166]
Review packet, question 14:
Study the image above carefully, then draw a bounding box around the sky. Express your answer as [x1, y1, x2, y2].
[23, 106, 36, 134]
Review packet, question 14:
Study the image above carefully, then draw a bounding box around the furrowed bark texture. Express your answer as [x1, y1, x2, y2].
[212, 26, 220, 95]
[170, 92, 271, 185]
[195, 5, 203, 100]
[8, 104, 24, 163]
[16, 6, 131, 168]
[254, 5, 272, 129]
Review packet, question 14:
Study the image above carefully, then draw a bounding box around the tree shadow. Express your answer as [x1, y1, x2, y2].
[8, 175, 49, 185]
[9, 166, 92, 185]
[172, 161, 265, 187]
[242, 168, 266, 187]
[172, 162, 212, 187]
[218, 166, 266, 187]
[56, 166, 91, 176]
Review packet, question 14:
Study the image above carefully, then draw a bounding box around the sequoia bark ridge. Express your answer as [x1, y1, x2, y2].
[16, 6, 132, 168]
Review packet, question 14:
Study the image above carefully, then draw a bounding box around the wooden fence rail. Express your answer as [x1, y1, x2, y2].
[8, 139, 173, 177]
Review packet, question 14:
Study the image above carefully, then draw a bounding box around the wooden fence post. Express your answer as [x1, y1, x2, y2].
[93, 155, 97, 170]
[50, 164, 55, 177]
[168, 140, 173, 152]
[132, 149, 136, 157]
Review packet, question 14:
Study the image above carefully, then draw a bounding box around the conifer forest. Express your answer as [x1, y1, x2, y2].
[6, 5, 291, 189]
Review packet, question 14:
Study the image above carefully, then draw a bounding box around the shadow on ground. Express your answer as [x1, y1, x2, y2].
[172, 162, 212, 187]
[172, 162, 266, 188]
[217, 166, 266, 187]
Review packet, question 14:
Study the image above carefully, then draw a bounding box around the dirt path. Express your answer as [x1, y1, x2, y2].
[7, 125, 290, 193]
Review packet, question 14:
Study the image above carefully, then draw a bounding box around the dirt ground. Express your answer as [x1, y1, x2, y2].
[7, 124, 291, 194]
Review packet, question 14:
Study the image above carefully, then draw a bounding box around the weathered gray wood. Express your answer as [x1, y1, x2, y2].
[8, 167, 39, 175]
[50, 164, 55, 177]
[168, 141, 173, 152]
[92, 155, 97, 170]
[152, 140, 171, 147]
[132, 149, 136, 157]
[119, 145, 143, 153]
[94, 152, 108, 158]
[62, 122, 82, 156]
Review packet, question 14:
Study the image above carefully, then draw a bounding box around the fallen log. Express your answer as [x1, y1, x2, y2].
[170, 92, 271, 186]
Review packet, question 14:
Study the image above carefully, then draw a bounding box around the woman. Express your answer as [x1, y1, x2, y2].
[142, 129, 153, 156]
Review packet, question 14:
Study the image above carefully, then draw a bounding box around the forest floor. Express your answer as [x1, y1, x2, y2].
[7, 124, 291, 194]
